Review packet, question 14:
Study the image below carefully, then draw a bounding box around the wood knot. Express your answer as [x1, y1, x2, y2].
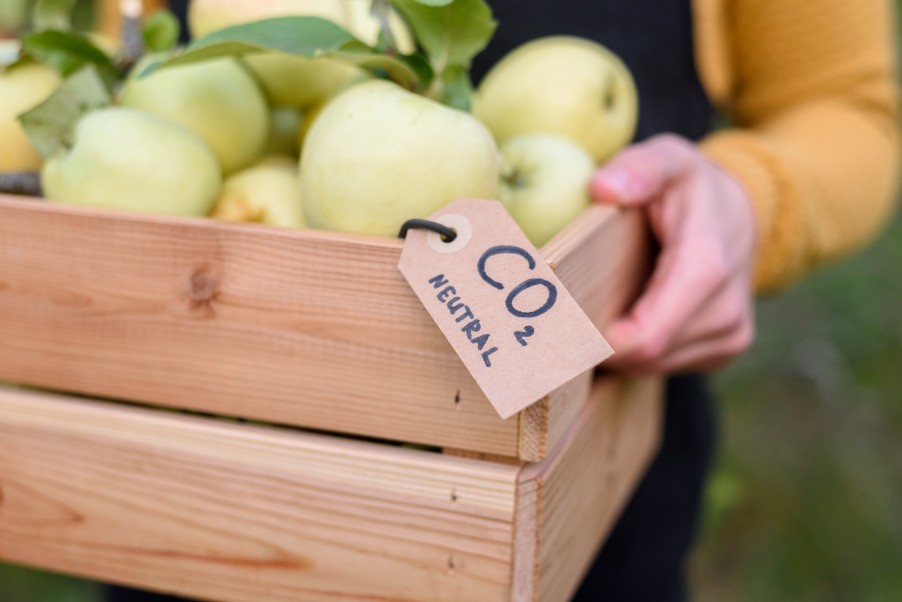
[186, 268, 219, 314]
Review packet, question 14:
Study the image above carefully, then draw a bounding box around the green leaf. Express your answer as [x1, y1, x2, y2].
[192, 16, 355, 53]
[439, 65, 473, 111]
[152, 16, 420, 89]
[389, 0, 495, 106]
[32, 0, 77, 32]
[399, 51, 434, 89]
[18, 65, 112, 160]
[141, 9, 181, 54]
[20, 30, 119, 85]
[390, 0, 495, 68]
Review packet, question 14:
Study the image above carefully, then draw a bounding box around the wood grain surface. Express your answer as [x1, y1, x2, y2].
[0, 196, 649, 459]
[0, 384, 521, 601]
[0, 375, 661, 601]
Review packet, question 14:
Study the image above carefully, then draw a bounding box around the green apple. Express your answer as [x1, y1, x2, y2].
[301, 80, 499, 237]
[0, 62, 61, 171]
[211, 155, 305, 228]
[474, 36, 638, 164]
[42, 107, 221, 216]
[497, 134, 595, 247]
[120, 57, 268, 174]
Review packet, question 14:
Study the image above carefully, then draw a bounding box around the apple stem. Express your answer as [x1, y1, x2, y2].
[0, 172, 42, 197]
[501, 165, 528, 189]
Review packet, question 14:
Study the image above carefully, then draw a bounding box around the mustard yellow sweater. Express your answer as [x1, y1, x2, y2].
[693, 0, 901, 292]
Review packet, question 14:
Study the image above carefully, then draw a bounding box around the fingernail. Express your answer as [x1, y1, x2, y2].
[605, 321, 637, 353]
[596, 166, 633, 199]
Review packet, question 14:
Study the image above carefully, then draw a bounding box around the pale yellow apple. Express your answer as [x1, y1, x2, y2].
[188, 0, 349, 38]
[188, 0, 355, 108]
[497, 134, 595, 247]
[474, 36, 638, 164]
[187, 0, 411, 108]
[301, 80, 499, 237]
[244, 53, 360, 108]
[188, 0, 413, 49]
[120, 57, 268, 174]
[296, 71, 370, 155]
[211, 155, 305, 228]
[0, 63, 61, 171]
[42, 107, 221, 216]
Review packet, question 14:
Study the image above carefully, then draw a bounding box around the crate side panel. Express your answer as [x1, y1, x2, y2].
[538, 207, 652, 456]
[0, 385, 521, 602]
[537, 377, 663, 602]
[0, 197, 518, 456]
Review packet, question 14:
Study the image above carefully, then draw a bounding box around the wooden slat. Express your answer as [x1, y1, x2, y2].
[0, 385, 521, 602]
[0, 197, 648, 460]
[0, 375, 662, 601]
[513, 377, 663, 602]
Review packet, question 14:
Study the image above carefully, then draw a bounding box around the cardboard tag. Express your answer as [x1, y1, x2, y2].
[398, 198, 613, 419]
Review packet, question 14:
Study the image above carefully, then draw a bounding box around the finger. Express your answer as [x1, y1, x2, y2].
[604, 272, 754, 373]
[648, 318, 755, 374]
[590, 134, 698, 206]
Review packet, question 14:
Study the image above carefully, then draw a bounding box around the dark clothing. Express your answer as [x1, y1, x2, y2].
[109, 1, 717, 601]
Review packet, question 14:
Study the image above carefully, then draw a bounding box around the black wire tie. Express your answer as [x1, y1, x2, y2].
[398, 219, 457, 243]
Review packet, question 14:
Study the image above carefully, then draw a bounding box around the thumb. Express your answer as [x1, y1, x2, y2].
[603, 319, 641, 362]
[590, 134, 697, 206]
[590, 165, 652, 206]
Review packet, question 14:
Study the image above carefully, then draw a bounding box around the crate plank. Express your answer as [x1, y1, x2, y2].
[0, 385, 521, 601]
[513, 377, 663, 601]
[0, 374, 661, 601]
[0, 197, 649, 460]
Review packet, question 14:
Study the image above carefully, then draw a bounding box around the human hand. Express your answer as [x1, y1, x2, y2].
[590, 134, 757, 374]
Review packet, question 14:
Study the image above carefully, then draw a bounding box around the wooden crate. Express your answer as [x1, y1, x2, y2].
[0, 375, 662, 602]
[0, 193, 661, 599]
[0, 195, 651, 461]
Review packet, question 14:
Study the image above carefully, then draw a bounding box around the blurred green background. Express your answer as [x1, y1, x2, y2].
[2, 0, 902, 600]
[691, 211, 902, 602]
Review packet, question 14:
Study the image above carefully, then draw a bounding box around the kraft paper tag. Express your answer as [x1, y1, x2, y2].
[398, 198, 613, 419]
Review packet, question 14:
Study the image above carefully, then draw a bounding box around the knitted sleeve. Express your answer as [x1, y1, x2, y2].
[695, 0, 901, 293]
